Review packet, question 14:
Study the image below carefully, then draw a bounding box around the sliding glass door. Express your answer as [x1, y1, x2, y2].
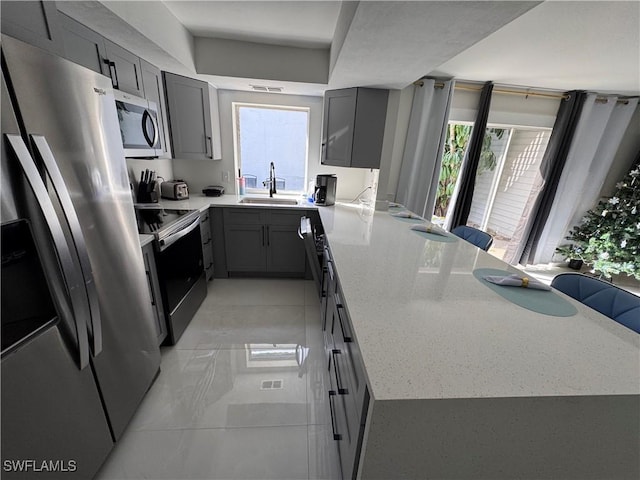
[436, 122, 552, 262]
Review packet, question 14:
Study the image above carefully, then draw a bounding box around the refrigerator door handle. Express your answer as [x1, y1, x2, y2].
[30, 135, 103, 357]
[5, 134, 90, 370]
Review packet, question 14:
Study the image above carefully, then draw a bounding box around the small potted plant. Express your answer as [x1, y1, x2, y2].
[556, 244, 586, 270]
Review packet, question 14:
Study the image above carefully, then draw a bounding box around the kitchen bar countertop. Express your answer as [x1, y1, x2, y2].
[317, 203, 640, 402]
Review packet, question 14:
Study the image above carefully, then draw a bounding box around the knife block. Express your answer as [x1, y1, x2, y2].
[137, 189, 158, 204]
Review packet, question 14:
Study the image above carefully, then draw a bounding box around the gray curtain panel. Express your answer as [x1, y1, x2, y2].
[532, 94, 639, 264]
[449, 82, 493, 229]
[395, 78, 454, 218]
[518, 90, 587, 265]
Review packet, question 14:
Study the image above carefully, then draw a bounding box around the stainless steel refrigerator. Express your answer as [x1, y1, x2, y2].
[1, 35, 161, 478]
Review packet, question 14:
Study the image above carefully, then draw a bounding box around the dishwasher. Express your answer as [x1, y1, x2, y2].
[299, 216, 324, 297]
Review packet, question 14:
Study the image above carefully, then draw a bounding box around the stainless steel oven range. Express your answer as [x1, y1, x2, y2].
[135, 207, 207, 344]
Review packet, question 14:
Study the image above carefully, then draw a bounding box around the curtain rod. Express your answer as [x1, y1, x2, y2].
[414, 79, 635, 104]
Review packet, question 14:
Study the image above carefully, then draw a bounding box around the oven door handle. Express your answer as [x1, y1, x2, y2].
[159, 215, 200, 252]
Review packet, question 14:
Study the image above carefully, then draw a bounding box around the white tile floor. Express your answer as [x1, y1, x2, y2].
[96, 279, 342, 480]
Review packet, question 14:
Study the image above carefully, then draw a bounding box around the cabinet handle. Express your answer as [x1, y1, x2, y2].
[332, 349, 348, 395]
[335, 300, 353, 343]
[203, 238, 212, 246]
[321, 266, 328, 297]
[328, 390, 342, 441]
[105, 60, 119, 89]
[145, 270, 156, 306]
[133, 63, 140, 92]
[327, 260, 334, 281]
[205, 135, 213, 159]
[266, 225, 270, 246]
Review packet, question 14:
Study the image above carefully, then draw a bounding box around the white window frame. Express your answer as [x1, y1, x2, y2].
[232, 102, 310, 195]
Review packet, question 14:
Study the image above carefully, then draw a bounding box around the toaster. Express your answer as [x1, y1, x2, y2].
[161, 180, 189, 200]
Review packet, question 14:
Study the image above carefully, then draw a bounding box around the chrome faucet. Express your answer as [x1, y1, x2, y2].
[263, 162, 277, 197]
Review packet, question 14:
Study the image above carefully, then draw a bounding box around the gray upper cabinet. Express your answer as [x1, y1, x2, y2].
[322, 87, 389, 169]
[1, 1, 63, 55]
[104, 39, 144, 97]
[59, 13, 107, 75]
[60, 14, 146, 99]
[140, 59, 171, 158]
[163, 72, 214, 160]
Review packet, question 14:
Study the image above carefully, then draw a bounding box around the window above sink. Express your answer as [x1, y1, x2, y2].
[232, 103, 310, 195]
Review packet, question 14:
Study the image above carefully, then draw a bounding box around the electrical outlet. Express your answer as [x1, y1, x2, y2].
[222, 171, 230, 182]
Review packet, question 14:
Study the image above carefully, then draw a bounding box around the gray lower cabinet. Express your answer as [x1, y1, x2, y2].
[211, 208, 228, 278]
[59, 12, 108, 75]
[1, 1, 63, 56]
[200, 209, 214, 281]
[141, 241, 167, 345]
[225, 224, 267, 272]
[223, 208, 306, 275]
[323, 243, 369, 480]
[140, 59, 171, 157]
[163, 72, 214, 160]
[321, 87, 388, 169]
[104, 39, 144, 97]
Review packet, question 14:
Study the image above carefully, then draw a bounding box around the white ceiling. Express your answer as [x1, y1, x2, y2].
[64, 1, 640, 96]
[164, 1, 342, 48]
[432, 0, 640, 95]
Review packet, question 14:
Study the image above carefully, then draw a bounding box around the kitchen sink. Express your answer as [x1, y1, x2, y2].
[238, 197, 299, 205]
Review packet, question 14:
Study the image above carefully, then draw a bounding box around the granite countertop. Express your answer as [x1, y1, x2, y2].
[317, 203, 640, 402]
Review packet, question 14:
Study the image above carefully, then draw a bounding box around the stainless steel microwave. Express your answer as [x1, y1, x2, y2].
[114, 90, 161, 158]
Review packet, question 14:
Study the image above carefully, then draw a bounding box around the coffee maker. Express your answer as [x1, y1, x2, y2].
[314, 174, 337, 206]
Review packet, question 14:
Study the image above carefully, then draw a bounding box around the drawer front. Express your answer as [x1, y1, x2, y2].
[269, 209, 305, 226]
[333, 288, 366, 410]
[200, 211, 211, 241]
[223, 207, 265, 225]
[200, 210, 213, 281]
[329, 352, 360, 480]
[203, 245, 214, 275]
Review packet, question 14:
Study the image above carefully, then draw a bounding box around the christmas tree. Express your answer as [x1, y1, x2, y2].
[556, 161, 640, 280]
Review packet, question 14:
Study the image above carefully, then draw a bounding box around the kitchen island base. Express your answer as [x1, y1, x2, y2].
[359, 394, 639, 479]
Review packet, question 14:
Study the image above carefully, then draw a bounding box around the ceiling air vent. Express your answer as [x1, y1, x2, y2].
[250, 85, 283, 93]
[260, 379, 283, 390]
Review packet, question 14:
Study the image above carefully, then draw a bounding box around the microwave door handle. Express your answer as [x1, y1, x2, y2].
[5, 134, 90, 370]
[30, 135, 102, 357]
[142, 109, 158, 149]
[159, 215, 200, 251]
